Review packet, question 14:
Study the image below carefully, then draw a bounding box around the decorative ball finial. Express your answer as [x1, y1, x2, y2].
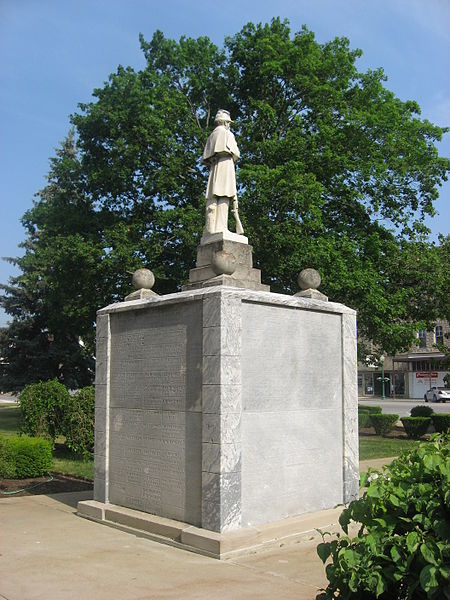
[125, 268, 158, 301]
[294, 268, 328, 301]
[298, 268, 321, 291]
[132, 268, 155, 291]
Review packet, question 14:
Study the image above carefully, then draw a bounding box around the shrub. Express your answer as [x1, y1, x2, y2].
[359, 412, 371, 428]
[369, 413, 399, 436]
[358, 406, 382, 429]
[317, 434, 450, 599]
[358, 405, 382, 414]
[401, 416, 431, 439]
[0, 437, 16, 478]
[410, 405, 434, 418]
[19, 379, 69, 439]
[62, 386, 95, 457]
[0, 436, 53, 478]
[432, 414, 450, 434]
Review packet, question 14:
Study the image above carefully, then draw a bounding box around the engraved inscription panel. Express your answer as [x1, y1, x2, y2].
[108, 302, 202, 525]
[241, 303, 343, 525]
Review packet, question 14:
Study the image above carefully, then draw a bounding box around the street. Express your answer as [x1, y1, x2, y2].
[0, 394, 18, 404]
[359, 398, 450, 418]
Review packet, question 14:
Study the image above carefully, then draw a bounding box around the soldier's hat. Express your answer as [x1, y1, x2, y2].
[214, 109, 232, 123]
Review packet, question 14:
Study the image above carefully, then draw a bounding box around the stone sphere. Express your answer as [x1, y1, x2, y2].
[298, 268, 321, 290]
[211, 250, 237, 276]
[132, 268, 155, 290]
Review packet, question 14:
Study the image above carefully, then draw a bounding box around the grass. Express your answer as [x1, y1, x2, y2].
[0, 406, 22, 438]
[359, 436, 421, 461]
[0, 405, 93, 480]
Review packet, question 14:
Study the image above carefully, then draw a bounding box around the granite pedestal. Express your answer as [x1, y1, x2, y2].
[78, 286, 358, 554]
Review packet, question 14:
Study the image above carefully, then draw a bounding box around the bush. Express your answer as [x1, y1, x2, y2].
[410, 405, 434, 418]
[432, 414, 450, 434]
[359, 412, 371, 428]
[317, 434, 450, 599]
[0, 437, 15, 478]
[0, 436, 53, 478]
[401, 416, 431, 439]
[358, 406, 382, 429]
[358, 405, 382, 414]
[62, 386, 95, 457]
[19, 379, 69, 439]
[369, 413, 399, 436]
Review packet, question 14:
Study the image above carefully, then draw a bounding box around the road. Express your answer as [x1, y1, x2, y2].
[0, 394, 18, 404]
[359, 398, 450, 418]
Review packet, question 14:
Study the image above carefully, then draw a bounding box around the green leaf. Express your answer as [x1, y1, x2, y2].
[339, 509, 351, 534]
[390, 545, 402, 562]
[406, 531, 420, 553]
[420, 541, 440, 566]
[420, 565, 438, 592]
[389, 493, 400, 507]
[317, 543, 331, 563]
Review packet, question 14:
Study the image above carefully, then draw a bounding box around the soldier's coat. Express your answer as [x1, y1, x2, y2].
[202, 125, 240, 199]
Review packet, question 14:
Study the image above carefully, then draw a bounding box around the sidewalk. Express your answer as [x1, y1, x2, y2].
[0, 457, 393, 600]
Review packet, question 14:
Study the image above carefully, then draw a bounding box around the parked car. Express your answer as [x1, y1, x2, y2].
[424, 387, 450, 403]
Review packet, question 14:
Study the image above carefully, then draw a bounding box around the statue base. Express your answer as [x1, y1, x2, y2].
[183, 235, 269, 292]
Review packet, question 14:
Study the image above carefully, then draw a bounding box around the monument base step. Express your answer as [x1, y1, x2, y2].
[77, 500, 343, 560]
[182, 274, 270, 292]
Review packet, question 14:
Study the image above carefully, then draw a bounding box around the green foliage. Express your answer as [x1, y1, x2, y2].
[0, 436, 16, 477]
[317, 434, 450, 599]
[0, 435, 53, 478]
[0, 406, 21, 438]
[359, 405, 382, 414]
[1, 19, 449, 388]
[411, 405, 434, 417]
[369, 414, 399, 437]
[62, 386, 95, 457]
[19, 379, 69, 439]
[432, 414, 450, 434]
[359, 405, 383, 427]
[401, 416, 431, 439]
[359, 412, 371, 428]
[359, 437, 420, 461]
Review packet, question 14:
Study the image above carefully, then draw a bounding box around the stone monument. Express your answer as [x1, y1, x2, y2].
[183, 109, 268, 293]
[78, 111, 358, 559]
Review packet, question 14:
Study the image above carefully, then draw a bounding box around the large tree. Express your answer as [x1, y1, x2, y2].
[1, 18, 449, 389]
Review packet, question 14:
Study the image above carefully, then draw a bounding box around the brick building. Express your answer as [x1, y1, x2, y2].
[358, 320, 449, 399]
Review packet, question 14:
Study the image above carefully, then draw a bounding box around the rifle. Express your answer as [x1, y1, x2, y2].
[232, 197, 244, 235]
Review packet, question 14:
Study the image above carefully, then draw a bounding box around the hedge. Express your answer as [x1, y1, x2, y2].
[358, 405, 382, 414]
[62, 386, 95, 457]
[0, 436, 53, 478]
[358, 405, 382, 429]
[401, 416, 431, 439]
[19, 379, 69, 439]
[410, 405, 434, 418]
[369, 414, 399, 436]
[432, 414, 450, 434]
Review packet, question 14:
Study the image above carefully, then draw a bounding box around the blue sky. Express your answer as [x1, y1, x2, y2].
[1, 0, 449, 326]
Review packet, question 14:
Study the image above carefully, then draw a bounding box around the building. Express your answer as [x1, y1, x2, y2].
[358, 320, 449, 399]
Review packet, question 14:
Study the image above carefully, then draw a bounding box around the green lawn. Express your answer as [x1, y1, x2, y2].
[0, 406, 22, 438]
[359, 436, 420, 461]
[0, 405, 93, 479]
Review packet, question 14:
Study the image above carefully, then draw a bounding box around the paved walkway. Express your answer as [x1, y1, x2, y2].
[0, 457, 393, 600]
